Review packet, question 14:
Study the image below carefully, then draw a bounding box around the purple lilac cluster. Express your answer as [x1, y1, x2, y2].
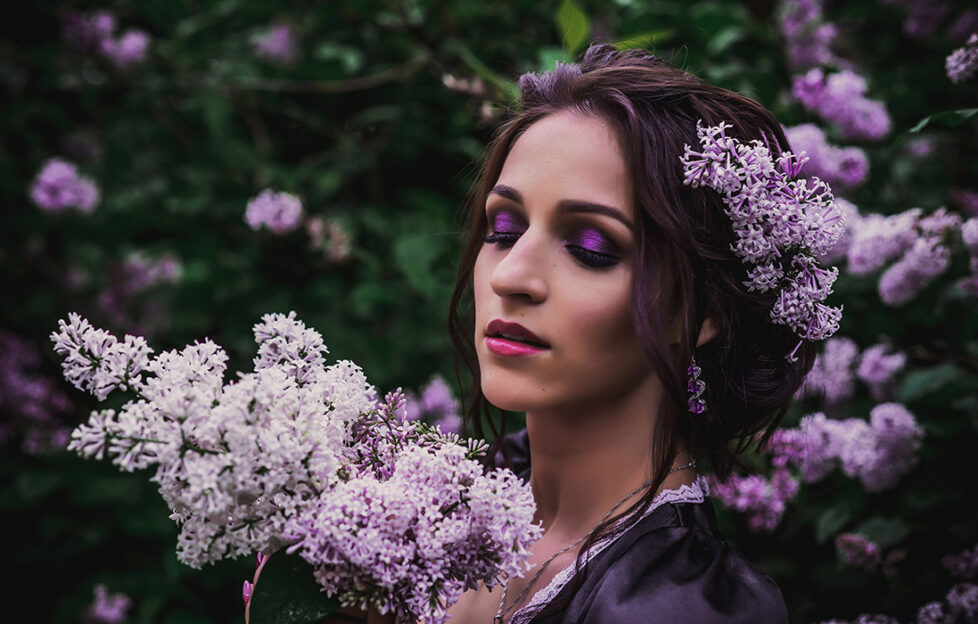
[707, 467, 799, 532]
[943, 544, 978, 580]
[856, 344, 907, 400]
[785, 406, 924, 491]
[882, 0, 951, 39]
[402, 375, 462, 433]
[835, 533, 882, 571]
[838, 207, 962, 306]
[796, 336, 860, 406]
[792, 69, 892, 141]
[63, 9, 150, 69]
[53, 313, 539, 621]
[777, 0, 841, 70]
[916, 583, 978, 624]
[286, 392, 540, 624]
[952, 190, 978, 217]
[0, 332, 73, 454]
[784, 124, 869, 189]
[245, 189, 304, 234]
[84, 584, 131, 624]
[30, 158, 99, 214]
[959, 218, 978, 295]
[253, 23, 299, 65]
[680, 121, 846, 357]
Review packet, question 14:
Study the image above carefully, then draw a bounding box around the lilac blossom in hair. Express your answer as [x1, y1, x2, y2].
[254, 23, 299, 65]
[246, 189, 304, 234]
[777, 0, 841, 70]
[680, 121, 845, 354]
[856, 344, 907, 400]
[943, 544, 978, 580]
[792, 69, 892, 141]
[784, 124, 869, 189]
[30, 158, 99, 214]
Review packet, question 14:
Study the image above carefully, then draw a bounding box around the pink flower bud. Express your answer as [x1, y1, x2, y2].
[242, 580, 252, 604]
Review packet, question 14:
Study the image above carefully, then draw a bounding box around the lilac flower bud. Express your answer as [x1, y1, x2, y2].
[245, 189, 304, 234]
[242, 580, 252, 604]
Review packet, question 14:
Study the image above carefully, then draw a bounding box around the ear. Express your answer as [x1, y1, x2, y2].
[695, 315, 719, 348]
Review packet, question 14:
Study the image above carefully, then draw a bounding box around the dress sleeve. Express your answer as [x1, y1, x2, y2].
[572, 524, 790, 624]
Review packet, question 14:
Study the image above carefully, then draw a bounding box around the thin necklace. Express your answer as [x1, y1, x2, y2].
[492, 458, 697, 624]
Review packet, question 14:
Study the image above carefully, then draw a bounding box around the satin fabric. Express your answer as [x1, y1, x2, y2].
[496, 430, 790, 624]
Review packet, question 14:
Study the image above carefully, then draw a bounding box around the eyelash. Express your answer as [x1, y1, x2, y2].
[481, 231, 620, 268]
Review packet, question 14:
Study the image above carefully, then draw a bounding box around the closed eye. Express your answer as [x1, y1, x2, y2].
[482, 231, 521, 247]
[567, 245, 619, 268]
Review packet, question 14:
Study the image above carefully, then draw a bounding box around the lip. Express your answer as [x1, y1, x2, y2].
[485, 319, 549, 357]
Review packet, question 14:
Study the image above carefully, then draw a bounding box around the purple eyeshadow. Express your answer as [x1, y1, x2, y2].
[573, 229, 616, 254]
[493, 212, 524, 232]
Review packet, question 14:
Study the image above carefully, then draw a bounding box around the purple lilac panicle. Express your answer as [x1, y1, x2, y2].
[856, 344, 907, 400]
[245, 189, 304, 234]
[30, 158, 99, 213]
[101, 29, 150, 69]
[254, 23, 299, 65]
[777, 0, 841, 70]
[707, 467, 799, 532]
[943, 544, 978, 580]
[792, 69, 892, 141]
[784, 124, 869, 189]
[946, 33, 978, 83]
[796, 336, 859, 406]
[680, 120, 845, 349]
[85, 584, 131, 624]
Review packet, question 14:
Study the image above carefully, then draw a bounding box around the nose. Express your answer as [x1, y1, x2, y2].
[489, 230, 549, 304]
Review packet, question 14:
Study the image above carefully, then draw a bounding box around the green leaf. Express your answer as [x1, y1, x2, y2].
[906, 108, 978, 134]
[854, 516, 911, 549]
[555, 0, 591, 57]
[249, 554, 338, 624]
[897, 362, 966, 403]
[815, 504, 853, 544]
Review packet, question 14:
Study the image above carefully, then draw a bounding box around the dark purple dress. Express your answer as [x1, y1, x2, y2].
[496, 429, 790, 624]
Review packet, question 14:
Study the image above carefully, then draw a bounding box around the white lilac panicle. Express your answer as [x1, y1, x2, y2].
[792, 69, 892, 141]
[680, 120, 845, 356]
[245, 189, 304, 234]
[947, 33, 978, 84]
[285, 390, 541, 624]
[30, 158, 99, 214]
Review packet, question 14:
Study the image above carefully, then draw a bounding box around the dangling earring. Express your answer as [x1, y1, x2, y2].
[687, 356, 706, 414]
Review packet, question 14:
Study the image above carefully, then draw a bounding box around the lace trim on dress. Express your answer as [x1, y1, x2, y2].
[509, 474, 711, 624]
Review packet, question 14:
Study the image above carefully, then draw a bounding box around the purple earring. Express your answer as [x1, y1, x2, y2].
[687, 356, 706, 414]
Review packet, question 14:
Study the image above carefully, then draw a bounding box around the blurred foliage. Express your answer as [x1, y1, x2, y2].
[2, 0, 977, 622]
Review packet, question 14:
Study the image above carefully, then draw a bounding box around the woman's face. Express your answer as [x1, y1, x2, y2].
[473, 110, 656, 414]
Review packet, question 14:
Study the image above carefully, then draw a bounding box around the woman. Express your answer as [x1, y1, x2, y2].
[442, 44, 822, 623]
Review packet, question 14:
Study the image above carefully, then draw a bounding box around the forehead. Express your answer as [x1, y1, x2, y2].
[495, 110, 634, 217]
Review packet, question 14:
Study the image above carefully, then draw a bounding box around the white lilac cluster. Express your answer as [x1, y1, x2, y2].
[792, 69, 892, 141]
[680, 120, 846, 357]
[946, 33, 978, 84]
[784, 124, 869, 189]
[245, 189, 304, 234]
[286, 391, 540, 623]
[797, 337, 907, 405]
[52, 313, 540, 622]
[785, 406, 924, 492]
[833, 206, 964, 306]
[30, 158, 99, 214]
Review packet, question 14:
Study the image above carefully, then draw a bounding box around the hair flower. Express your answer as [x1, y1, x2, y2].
[680, 120, 845, 360]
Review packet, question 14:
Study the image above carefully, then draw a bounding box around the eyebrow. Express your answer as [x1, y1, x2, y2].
[488, 184, 635, 232]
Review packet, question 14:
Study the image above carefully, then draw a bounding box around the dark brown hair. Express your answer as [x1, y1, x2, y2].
[448, 44, 816, 600]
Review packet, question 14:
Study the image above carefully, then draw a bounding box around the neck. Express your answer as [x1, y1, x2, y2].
[524, 376, 696, 542]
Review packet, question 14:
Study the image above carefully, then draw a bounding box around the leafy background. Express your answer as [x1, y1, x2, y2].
[2, 0, 977, 622]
